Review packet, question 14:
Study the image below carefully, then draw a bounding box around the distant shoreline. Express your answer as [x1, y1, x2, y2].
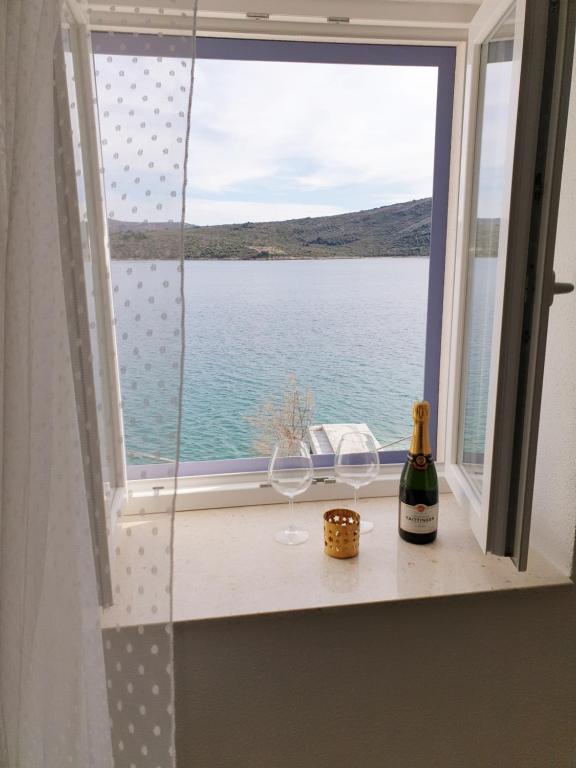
[107, 198, 434, 261]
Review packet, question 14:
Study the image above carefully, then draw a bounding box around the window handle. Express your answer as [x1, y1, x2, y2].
[549, 270, 574, 305]
[553, 281, 574, 295]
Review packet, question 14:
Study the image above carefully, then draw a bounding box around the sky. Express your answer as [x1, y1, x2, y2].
[94, 54, 438, 226]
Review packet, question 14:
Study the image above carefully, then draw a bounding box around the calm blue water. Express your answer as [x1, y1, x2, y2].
[111, 258, 430, 464]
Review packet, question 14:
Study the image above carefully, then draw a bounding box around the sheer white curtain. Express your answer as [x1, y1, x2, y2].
[89, 18, 199, 765]
[0, 1, 112, 765]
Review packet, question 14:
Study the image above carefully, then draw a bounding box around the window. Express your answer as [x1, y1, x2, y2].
[62, 27, 126, 513]
[459, 8, 517, 494]
[90, 33, 455, 481]
[60, 0, 576, 574]
[445, 0, 575, 569]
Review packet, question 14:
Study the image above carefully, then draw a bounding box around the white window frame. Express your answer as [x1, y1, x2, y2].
[70, 24, 127, 519]
[60, 9, 128, 581]
[63, 15, 466, 514]
[444, 0, 526, 548]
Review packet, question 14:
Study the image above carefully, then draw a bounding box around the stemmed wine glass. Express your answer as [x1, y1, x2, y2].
[269, 439, 314, 545]
[334, 432, 380, 534]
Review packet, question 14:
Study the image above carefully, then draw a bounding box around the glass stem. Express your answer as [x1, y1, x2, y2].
[354, 486, 358, 507]
[289, 495, 294, 521]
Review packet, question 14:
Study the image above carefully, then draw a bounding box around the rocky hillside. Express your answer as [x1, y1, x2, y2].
[108, 197, 432, 260]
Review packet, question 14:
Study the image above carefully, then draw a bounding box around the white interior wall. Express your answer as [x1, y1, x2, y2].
[531, 51, 576, 576]
[176, 587, 576, 768]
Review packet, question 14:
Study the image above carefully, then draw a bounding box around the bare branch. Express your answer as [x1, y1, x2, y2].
[244, 373, 315, 455]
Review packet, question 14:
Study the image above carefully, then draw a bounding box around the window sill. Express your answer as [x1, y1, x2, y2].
[102, 493, 572, 628]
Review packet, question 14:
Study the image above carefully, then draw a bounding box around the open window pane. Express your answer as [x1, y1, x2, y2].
[447, 0, 575, 568]
[92, 35, 454, 478]
[459, 7, 517, 495]
[63, 29, 123, 503]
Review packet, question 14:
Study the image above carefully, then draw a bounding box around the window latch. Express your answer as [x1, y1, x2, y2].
[553, 281, 574, 296]
[259, 476, 336, 489]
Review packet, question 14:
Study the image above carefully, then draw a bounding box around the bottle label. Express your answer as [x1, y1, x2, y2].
[408, 452, 433, 471]
[400, 502, 438, 534]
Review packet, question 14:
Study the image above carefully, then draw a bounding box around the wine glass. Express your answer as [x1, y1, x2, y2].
[334, 432, 380, 534]
[269, 439, 314, 545]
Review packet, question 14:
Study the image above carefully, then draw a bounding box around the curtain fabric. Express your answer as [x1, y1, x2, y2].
[0, 1, 112, 765]
[90, 23, 199, 765]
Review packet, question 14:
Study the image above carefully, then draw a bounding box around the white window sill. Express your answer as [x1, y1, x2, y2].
[102, 493, 572, 628]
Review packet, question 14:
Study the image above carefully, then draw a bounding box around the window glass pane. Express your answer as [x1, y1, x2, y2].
[62, 30, 116, 492]
[92, 37, 443, 470]
[459, 7, 517, 493]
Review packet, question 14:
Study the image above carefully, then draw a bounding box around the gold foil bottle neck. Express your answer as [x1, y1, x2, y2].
[412, 400, 430, 424]
[410, 400, 431, 456]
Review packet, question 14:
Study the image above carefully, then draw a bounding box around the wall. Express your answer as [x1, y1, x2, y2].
[175, 26, 576, 768]
[176, 589, 576, 768]
[531, 51, 576, 576]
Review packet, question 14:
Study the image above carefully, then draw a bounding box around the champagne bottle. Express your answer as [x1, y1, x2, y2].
[399, 401, 438, 544]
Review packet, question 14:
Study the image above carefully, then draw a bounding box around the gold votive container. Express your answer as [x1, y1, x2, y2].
[324, 509, 360, 559]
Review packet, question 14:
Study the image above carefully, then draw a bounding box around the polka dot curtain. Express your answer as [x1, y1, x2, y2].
[62, 11, 200, 768]
[94, 44, 192, 473]
[91, 23, 199, 768]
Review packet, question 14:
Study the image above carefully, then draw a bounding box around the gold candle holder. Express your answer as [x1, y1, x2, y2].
[323, 509, 360, 559]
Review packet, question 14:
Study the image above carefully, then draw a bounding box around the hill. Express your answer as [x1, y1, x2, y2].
[108, 197, 432, 260]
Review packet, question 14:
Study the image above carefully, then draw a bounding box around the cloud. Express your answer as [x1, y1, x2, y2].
[187, 59, 437, 195]
[94, 53, 438, 223]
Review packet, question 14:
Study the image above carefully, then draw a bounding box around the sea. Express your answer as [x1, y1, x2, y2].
[111, 257, 432, 465]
